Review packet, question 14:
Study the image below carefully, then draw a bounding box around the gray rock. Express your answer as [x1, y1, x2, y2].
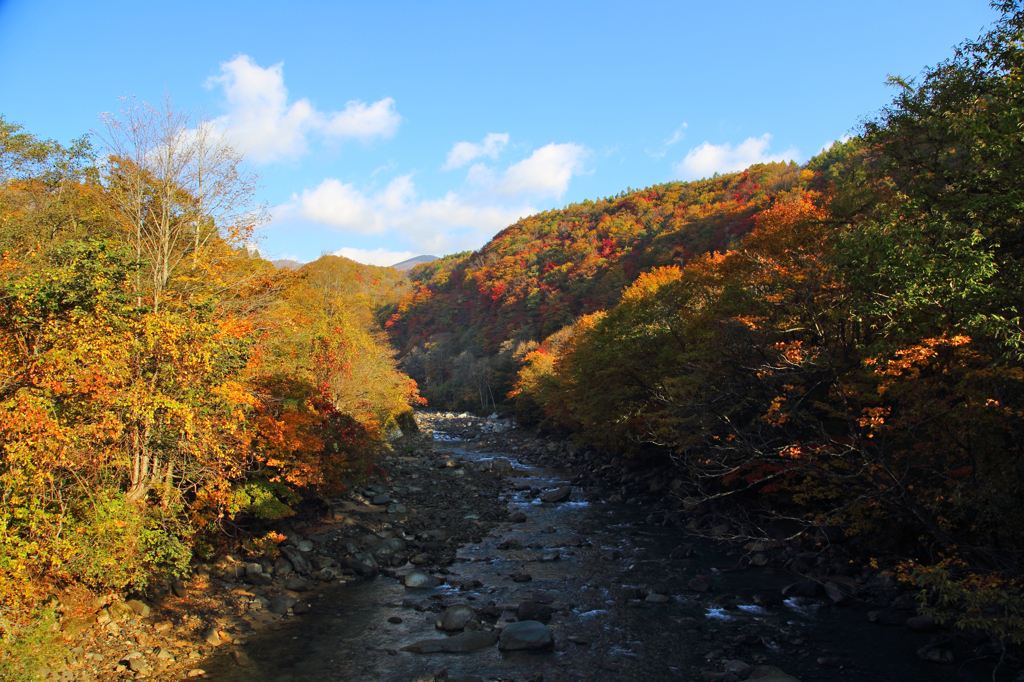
[345, 552, 379, 576]
[436, 604, 476, 631]
[108, 601, 136, 621]
[540, 486, 572, 503]
[274, 557, 294, 575]
[269, 595, 296, 615]
[280, 546, 312, 575]
[248, 572, 273, 586]
[373, 493, 392, 505]
[401, 630, 498, 653]
[724, 659, 753, 677]
[296, 539, 314, 552]
[245, 562, 263, 577]
[59, 616, 93, 640]
[824, 581, 846, 604]
[379, 537, 407, 552]
[498, 620, 553, 650]
[203, 627, 222, 646]
[285, 578, 312, 591]
[490, 458, 512, 474]
[404, 570, 441, 589]
[688, 578, 711, 593]
[645, 593, 670, 603]
[312, 555, 337, 570]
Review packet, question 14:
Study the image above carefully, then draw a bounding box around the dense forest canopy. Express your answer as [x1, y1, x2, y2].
[3, 0, 1024, 674]
[393, 0, 1024, 648]
[0, 103, 421, 676]
[389, 163, 810, 409]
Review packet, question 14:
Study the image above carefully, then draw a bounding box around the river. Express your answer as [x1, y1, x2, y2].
[200, 424, 1005, 682]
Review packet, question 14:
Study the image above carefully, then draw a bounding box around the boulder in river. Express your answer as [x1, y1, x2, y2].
[436, 604, 476, 631]
[404, 569, 441, 588]
[401, 630, 498, 653]
[345, 552, 379, 576]
[540, 486, 572, 503]
[498, 620, 553, 650]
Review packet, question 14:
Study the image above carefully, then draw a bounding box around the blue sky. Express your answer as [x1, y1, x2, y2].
[0, 0, 1001, 265]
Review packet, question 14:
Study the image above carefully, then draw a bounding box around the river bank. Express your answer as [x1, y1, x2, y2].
[42, 411, 1018, 681]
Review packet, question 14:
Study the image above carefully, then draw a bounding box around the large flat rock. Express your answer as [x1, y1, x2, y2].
[498, 620, 553, 650]
[400, 630, 498, 653]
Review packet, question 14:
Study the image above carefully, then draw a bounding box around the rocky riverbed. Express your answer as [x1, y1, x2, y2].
[42, 411, 1019, 681]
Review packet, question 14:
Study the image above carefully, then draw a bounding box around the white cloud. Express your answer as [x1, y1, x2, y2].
[207, 55, 400, 163]
[275, 140, 586, 254]
[497, 143, 588, 198]
[277, 176, 534, 254]
[289, 178, 385, 233]
[649, 123, 688, 158]
[443, 133, 509, 170]
[673, 134, 800, 181]
[333, 247, 419, 267]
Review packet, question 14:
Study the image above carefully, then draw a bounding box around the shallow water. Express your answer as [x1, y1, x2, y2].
[204, 440, 1003, 682]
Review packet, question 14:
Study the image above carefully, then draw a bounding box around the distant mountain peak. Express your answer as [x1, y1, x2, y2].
[391, 255, 439, 271]
[271, 259, 303, 270]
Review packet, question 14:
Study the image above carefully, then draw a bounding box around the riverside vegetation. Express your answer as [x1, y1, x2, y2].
[2, 2, 1024, 680]
[0, 100, 421, 677]
[389, 3, 1024, 675]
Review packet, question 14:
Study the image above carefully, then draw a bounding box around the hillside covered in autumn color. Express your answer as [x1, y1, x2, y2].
[388, 162, 812, 408]
[391, 3, 1024, 650]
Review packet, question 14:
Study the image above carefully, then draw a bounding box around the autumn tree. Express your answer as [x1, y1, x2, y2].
[98, 97, 267, 310]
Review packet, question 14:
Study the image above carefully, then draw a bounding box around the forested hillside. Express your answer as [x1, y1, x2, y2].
[0, 104, 420, 675]
[389, 162, 811, 408]
[509, 3, 1024, 647]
